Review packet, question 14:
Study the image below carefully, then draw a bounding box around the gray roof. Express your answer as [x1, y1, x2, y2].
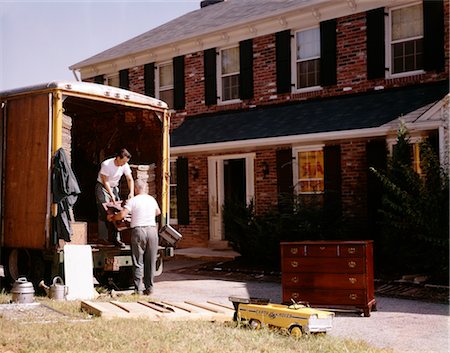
[171, 80, 449, 147]
[70, 0, 318, 69]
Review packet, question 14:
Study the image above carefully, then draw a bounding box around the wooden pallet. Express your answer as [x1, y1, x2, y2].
[81, 300, 235, 321]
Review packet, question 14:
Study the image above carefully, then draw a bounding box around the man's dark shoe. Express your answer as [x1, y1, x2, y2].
[143, 288, 153, 296]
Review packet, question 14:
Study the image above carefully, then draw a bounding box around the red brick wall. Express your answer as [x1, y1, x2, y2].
[340, 139, 368, 235]
[170, 6, 449, 117]
[129, 65, 145, 94]
[255, 149, 278, 214]
[176, 155, 210, 247]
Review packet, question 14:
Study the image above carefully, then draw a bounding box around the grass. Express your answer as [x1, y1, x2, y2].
[0, 292, 394, 353]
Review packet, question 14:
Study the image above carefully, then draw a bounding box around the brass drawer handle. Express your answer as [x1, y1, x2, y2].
[348, 277, 357, 284]
[290, 248, 298, 255]
[348, 247, 356, 254]
[348, 261, 356, 268]
[291, 261, 298, 268]
[349, 294, 358, 300]
[291, 276, 298, 284]
[319, 246, 325, 250]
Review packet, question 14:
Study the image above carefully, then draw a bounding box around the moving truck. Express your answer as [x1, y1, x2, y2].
[0, 81, 180, 289]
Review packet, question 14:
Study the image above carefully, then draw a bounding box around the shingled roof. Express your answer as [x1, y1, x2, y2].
[171, 81, 449, 148]
[70, 0, 321, 69]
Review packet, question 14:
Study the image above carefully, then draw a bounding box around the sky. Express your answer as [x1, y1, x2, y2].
[0, 0, 200, 91]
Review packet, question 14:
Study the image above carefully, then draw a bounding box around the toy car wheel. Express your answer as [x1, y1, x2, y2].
[249, 319, 261, 330]
[289, 325, 303, 338]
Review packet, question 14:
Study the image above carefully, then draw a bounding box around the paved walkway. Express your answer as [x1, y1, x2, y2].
[154, 255, 449, 353]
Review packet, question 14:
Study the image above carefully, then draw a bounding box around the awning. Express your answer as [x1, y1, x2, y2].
[171, 80, 448, 151]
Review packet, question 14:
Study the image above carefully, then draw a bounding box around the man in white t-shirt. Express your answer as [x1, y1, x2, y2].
[108, 179, 161, 295]
[95, 148, 134, 247]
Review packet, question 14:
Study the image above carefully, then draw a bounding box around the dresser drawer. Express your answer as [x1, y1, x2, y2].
[283, 288, 368, 305]
[282, 273, 367, 289]
[281, 244, 306, 258]
[281, 257, 365, 274]
[304, 244, 338, 257]
[339, 244, 365, 257]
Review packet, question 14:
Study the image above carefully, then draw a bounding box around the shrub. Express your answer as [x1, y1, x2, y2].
[222, 194, 344, 270]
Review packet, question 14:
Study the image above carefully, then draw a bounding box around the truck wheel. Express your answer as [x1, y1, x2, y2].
[249, 319, 261, 330]
[8, 249, 31, 280]
[289, 325, 303, 338]
[154, 256, 163, 276]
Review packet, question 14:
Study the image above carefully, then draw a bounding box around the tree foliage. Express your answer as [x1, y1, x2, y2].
[370, 123, 449, 282]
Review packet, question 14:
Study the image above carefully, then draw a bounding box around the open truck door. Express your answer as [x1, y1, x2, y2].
[0, 81, 179, 289]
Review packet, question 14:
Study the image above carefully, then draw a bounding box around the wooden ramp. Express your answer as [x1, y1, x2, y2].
[81, 300, 235, 321]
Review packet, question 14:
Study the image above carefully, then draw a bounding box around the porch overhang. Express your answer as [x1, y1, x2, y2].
[171, 81, 449, 154]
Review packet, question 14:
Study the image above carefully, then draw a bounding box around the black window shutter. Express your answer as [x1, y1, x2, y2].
[275, 30, 292, 94]
[239, 39, 254, 100]
[94, 75, 104, 84]
[320, 19, 337, 86]
[324, 145, 341, 219]
[176, 157, 190, 225]
[423, 0, 445, 72]
[144, 63, 155, 97]
[276, 148, 293, 212]
[119, 69, 129, 90]
[173, 55, 186, 110]
[204, 48, 217, 105]
[366, 8, 386, 79]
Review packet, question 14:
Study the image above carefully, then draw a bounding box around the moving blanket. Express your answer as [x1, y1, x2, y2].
[52, 148, 81, 242]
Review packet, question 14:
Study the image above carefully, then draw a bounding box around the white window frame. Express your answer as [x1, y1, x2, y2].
[386, 2, 425, 78]
[217, 45, 241, 105]
[387, 135, 425, 174]
[169, 158, 178, 225]
[293, 145, 325, 195]
[156, 61, 174, 109]
[105, 73, 119, 87]
[292, 26, 322, 94]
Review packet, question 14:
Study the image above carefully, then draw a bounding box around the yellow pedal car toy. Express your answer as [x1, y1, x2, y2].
[229, 297, 334, 337]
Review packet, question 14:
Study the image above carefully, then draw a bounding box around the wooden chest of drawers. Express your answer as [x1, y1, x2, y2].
[281, 240, 376, 317]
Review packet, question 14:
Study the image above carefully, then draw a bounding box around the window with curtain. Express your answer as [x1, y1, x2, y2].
[169, 159, 178, 223]
[220, 46, 240, 102]
[158, 62, 174, 108]
[297, 150, 324, 193]
[390, 3, 423, 74]
[295, 28, 321, 89]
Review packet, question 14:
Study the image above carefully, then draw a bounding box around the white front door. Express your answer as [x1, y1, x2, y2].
[208, 153, 255, 242]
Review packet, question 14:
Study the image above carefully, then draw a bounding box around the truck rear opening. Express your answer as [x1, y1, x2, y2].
[0, 81, 179, 288]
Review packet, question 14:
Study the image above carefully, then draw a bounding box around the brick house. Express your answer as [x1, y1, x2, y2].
[70, 0, 449, 249]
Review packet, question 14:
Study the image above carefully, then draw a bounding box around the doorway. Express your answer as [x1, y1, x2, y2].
[208, 154, 255, 243]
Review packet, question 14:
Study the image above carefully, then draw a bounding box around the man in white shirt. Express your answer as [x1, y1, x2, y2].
[95, 148, 134, 247]
[108, 179, 161, 295]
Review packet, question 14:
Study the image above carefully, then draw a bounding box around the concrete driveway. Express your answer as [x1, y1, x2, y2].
[153, 257, 449, 353]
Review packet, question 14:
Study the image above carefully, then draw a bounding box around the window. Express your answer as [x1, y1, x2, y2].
[389, 3, 423, 75]
[169, 159, 178, 223]
[296, 149, 324, 193]
[158, 62, 174, 108]
[295, 28, 320, 89]
[219, 46, 240, 102]
[105, 73, 119, 87]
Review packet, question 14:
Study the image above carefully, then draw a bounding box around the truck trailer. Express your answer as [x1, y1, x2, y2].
[0, 81, 180, 290]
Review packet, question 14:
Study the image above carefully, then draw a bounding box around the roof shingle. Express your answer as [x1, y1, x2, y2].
[171, 81, 449, 147]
